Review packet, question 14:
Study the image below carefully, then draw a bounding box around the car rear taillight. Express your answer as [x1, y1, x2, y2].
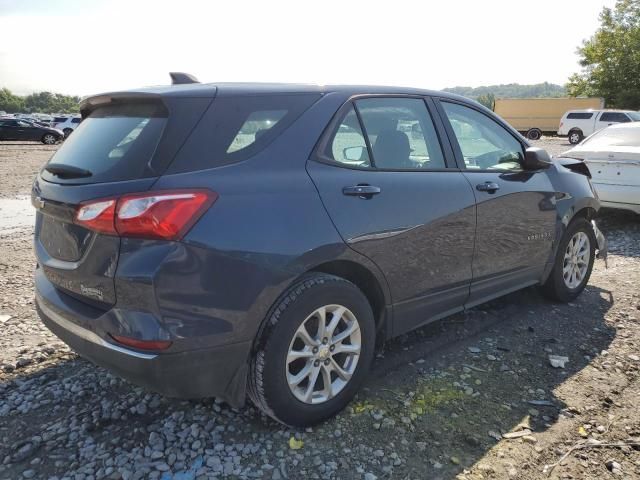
[74, 189, 217, 240]
[75, 199, 117, 235]
[110, 334, 172, 351]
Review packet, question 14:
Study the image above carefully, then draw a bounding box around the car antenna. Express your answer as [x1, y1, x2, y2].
[169, 72, 200, 85]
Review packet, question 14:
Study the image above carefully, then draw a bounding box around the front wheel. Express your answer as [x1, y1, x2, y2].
[248, 273, 375, 426]
[568, 130, 583, 145]
[63, 128, 73, 138]
[541, 218, 596, 302]
[42, 134, 57, 145]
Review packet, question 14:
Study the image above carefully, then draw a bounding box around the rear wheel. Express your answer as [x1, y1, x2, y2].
[526, 128, 542, 140]
[248, 273, 375, 426]
[42, 134, 57, 145]
[541, 218, 596, 302]
[568, 130, 583, 145]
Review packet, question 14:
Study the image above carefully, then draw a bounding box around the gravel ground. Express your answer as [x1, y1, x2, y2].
[0, 140, 639, 480]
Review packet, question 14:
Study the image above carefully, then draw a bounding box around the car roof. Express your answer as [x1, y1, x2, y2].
[81, 82, 472, 106]
[566, 108, 636, 113]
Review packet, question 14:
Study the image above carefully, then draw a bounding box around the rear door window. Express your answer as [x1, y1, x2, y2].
[41, 103, 167, 184]
[322, 105, 372, 168]
[355, 97, 445, 169]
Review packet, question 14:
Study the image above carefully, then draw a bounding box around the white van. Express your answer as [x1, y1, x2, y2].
[558, 109, 640, 145]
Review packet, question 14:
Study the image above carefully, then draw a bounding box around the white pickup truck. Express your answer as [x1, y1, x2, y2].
[558, 109, 640, 145]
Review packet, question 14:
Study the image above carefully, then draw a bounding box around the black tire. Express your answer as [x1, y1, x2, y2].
[63, 128, 73, 138]
[568, 130, 583, 145]
[41, 134, 57, 145]
[541, 218, 596, 302]
[526, 128, 542, 140]
[248, 273, 375, 426]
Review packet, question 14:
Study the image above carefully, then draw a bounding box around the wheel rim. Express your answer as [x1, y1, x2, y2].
[529, 130, 540, 140]
[563, 231, 590, 289]
[286, 304, 361, 404]
[44, 135, 55, 144]
[570, 133, 580, 144]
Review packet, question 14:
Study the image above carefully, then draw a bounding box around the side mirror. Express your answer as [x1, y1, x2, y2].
[523, 147, 552, 170]
[343, 146, 366, 161]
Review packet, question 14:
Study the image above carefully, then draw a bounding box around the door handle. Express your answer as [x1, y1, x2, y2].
[476, 181, 500, 193]
[342, 184, 381, 198]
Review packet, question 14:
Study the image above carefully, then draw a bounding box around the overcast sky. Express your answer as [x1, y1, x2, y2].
[0, 0, 616, 96]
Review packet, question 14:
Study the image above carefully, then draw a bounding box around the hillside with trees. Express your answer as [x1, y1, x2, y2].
[0, 88, 80, 114]
[443, 82, 567, 100]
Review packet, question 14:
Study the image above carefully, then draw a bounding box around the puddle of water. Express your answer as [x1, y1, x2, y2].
[0, 196, 35, 234]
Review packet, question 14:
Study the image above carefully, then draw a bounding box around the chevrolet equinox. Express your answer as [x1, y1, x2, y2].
[33, 74, 604, 426]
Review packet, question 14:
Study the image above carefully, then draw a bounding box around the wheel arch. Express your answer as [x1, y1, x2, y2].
[309, 259, 389, 338]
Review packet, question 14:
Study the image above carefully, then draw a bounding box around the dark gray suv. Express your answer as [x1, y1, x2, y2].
[33, 75, 604, 426]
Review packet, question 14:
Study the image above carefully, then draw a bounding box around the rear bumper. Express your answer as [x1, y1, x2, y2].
[35, 271, 250, 407]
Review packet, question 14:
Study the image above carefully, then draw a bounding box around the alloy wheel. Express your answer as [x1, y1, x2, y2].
[563, 231, 591, 289]
[286, 304, 361, 404]
[43, 134, 56, 144]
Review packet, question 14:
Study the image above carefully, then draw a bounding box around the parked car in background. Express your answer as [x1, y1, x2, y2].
[558, 109, 640, 145]
[494, 97, 604, 140]
[561, 123, 640, 214]
[0, 118, 64, 144]
[53, 116, 82, 137]
[33, 78, 605, 426]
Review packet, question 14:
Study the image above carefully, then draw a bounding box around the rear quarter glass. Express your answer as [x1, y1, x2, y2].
[167, 93, 322, 174]
[41, 102, 168, 185]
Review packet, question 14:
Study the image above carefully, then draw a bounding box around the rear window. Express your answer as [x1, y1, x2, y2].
[42, 103, 167, 184]
[567, 112, 594, 119]
[167, 94, 321, 173]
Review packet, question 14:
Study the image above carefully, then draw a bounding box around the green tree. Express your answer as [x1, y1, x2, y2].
[567, 0, 640, 109]
[24, 91, 80, 114]
[0, 88, 25, 113]
[0, 88, 80, 114]
[444, 82, 566, 99]
[476, 93, 495, 110]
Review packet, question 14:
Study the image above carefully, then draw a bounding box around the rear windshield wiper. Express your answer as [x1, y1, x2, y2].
[44, 163, 93, 179]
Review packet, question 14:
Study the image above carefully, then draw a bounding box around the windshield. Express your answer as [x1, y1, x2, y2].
[627, 111, 640, 121]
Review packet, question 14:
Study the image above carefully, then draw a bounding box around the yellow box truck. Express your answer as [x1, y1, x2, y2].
[494, 97, 604, 140]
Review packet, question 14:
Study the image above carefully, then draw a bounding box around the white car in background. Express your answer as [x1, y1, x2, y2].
[558, 109, 640, 145]
[53, 116, 82, 137]
[561, 123, 640, 214]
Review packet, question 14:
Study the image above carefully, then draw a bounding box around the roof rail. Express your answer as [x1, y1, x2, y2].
[169, 72, 200, 85]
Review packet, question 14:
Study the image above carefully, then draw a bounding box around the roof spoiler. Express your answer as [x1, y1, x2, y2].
[169, 72, 200, 85]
